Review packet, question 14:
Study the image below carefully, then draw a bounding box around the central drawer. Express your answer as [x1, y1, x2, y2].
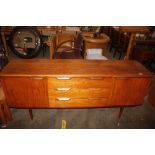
[49, 98, 110, 108]
[48, 77, 113, 88]
[48, 88, 111, 99]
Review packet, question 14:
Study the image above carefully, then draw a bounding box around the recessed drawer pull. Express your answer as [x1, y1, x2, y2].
[90, 77, 103, 80]
[116, 77, 128, 80]
[31, 77, 44, 80]
[56, 98, 71, 101]
[88, 88, 101, 90]
[56, 88, 71, 91]
[87, 98, 100, 100]
[88, 97, 107, 100]
[57, 77, 71, 80]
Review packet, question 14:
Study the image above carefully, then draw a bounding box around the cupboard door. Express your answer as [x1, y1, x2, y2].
[111, 77, 151, 106]
[2, 77, 49, 108]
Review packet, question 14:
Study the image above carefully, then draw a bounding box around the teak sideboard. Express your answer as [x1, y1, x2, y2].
[0, 60, 153, 110]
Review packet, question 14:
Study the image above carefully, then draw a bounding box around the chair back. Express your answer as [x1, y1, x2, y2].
[56, 33, 76, 47]
[111, 27, 120, 45]
[119, 32, 129, 50]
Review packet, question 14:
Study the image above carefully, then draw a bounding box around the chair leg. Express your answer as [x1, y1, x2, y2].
[119, 52, 122, 60]
[113, 50, 117, 58]
[0, 104, 7, 126]
[28, 109, 33, 120]
[147, 59, 155, 72]
[42, 45, 45, 57]
[109, 45, 113, 52]
[3, 101, 13, 121]
[42, 43, 47, 57]
[118, 107, 124, 118]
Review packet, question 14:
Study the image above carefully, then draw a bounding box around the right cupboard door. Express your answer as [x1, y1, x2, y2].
[111, 77, 152, 106]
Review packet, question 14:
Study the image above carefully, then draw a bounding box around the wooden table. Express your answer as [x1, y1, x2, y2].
[119, 26, 150, 59]
[0, 59, 153, 119]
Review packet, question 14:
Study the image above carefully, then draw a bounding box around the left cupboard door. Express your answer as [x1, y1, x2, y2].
[2, 77, 49, 108]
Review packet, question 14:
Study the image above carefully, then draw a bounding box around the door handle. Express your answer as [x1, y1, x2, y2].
[31, 77, 44, 80]
[56, 98, 71, 101]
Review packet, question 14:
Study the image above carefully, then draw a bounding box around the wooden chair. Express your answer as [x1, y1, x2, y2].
[0, 86, 12, 127]
[54, 33, 83, 59]
[134, 48, 155, 72]
[109, 27, 120, 53]
[102, 26, 112, 36]
[113, 32, 129, 59]
[55, 33, 76, 52]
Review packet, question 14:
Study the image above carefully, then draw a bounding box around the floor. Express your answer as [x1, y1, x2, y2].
[1, 46, 155, 129]
[4, 96, 155, 129]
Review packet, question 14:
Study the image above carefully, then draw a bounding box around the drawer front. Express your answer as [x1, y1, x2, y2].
[49, 98, 109, 108]
[48, 77, 113, 89]
[48, 88, 111, 99]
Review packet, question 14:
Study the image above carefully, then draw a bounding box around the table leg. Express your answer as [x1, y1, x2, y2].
[118, 107, 124, 118]
[3, 101, 13, 121]
[28, 109, 33, 120]
[0, 104, 7, 126]
[49, 46, 54, 60]
[126, 33, 135, 59]
[46, 38, 54, 60]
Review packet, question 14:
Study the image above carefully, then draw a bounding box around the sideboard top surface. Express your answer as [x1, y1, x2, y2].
[0, 59, 153, 78]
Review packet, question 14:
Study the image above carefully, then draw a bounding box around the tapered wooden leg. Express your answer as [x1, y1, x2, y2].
[0, 104, 7, 126]
[3, 100, 13, 121]
[28, 109, 33, 120]
[126, 34, 135, 59]
[118, 107, 124, 118]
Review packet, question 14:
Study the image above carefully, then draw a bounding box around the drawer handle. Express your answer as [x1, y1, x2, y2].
[88, 88, 101, 90]
[57, 77, 71, 80]
[90, 77, 103, 80]
[116, 77, 128, 80]
[56, 98, 71, 101]
[31, 77, 44, 80]
[56, 88, 71, 91]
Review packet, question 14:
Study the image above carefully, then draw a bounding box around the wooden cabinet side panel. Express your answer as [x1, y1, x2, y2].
[148, 81, 155, 107]
[111, 78, 152, 106]
[2, 77, 49, 108]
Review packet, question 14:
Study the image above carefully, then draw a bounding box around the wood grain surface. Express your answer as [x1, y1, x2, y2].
[0, 59, 152, 78]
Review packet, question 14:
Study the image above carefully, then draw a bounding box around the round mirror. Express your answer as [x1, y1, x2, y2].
[9, 27, 42, 58]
